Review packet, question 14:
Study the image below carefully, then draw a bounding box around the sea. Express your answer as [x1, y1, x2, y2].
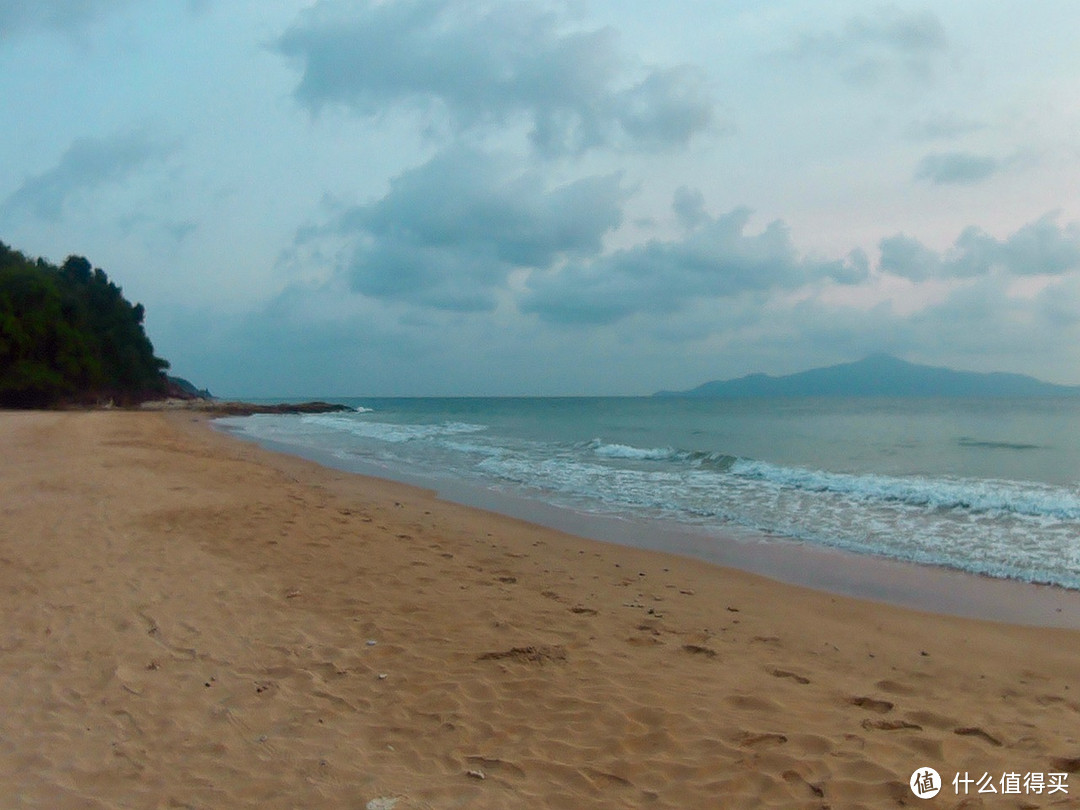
[215, 396, 1080, 598]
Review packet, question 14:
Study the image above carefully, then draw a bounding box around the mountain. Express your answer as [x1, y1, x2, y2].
[655, 354, 1080, 398]
[166, 376, 213, 399]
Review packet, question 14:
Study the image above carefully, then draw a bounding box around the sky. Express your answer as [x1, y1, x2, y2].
[2, 0, 1079, 396]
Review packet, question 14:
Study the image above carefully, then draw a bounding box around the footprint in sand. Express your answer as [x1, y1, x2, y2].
[874, 679, 916, 695]
[767, 667, 810, 685]
[738, 731, 788, 748]
[1051, 757, 1080, 773]
[953, 726, 1002, 747]
[583, 767, 633, 788]
[466, 755, 526, 779]
[681, 644, 717, 658]
[476, 645, 567, 665]
[848, 696, 894, 713]
[862, 719, 922, 732]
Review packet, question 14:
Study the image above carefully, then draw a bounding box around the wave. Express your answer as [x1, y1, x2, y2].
[588, 439, 679, 461]
[684, 450, 739, 471]
[730, 459, 1080, 520]
[957, 436, 1042, 450]
[222, 408, 1080, 589]
[586, 439, 737, 470]
[300, 413, 487, 443]
[293, 420, 1080, 522]
[581, 437, 1080, 521]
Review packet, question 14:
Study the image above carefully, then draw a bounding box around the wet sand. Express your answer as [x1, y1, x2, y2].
[2, 410, 1078, 808]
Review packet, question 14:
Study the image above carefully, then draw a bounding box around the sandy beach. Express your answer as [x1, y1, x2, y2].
[2, 410, 1079, 809]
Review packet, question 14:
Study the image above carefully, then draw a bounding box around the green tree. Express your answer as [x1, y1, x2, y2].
[0, 241, 169, 407]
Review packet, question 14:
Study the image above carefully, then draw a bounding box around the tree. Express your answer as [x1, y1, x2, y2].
[0, 241, 169, 407]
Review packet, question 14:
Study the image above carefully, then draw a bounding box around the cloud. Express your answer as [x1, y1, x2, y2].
[276, 0, 712, 155]
[914, 151, 1000, 185]
[880, 213, 1080, 280]
[521, 197, 869, 325]
[191, 244, 1080, 397]
[326, 146, 626, 311]
[0, 0, 110, 35]
[1, 132, 172, 221]
[896, 274, 1080, 370]
[786, 6, 948, 85]
[0, 0, 132, 37]
[723, 265, 1080, 386]
[877, 233, 940, 281]
[152, 278, 427, 397]
[178, 202, 1080, 396]
[0, 0, 210, 36]
[905, 114, 985, 141]
[164, 220, 197, 242]
[672, 186, 708, 230]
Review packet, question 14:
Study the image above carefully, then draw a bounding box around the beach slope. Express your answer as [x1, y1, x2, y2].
[1, 411, 1078, 808]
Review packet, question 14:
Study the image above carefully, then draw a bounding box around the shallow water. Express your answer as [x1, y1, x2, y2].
[218, 396, 1080, 591]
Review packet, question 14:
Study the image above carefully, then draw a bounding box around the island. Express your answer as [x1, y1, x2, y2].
[655, 353, 1080, 398]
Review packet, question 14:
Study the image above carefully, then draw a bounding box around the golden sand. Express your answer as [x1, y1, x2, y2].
[1, 410, 1078, 808]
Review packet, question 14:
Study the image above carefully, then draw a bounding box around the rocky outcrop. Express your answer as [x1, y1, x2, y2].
[140, 399, 354, 415]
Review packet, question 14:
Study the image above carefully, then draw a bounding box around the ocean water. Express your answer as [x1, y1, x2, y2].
[216, 397, 1080, 591]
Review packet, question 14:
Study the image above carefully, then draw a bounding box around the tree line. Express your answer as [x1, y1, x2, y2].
[0, 241, 170, 407]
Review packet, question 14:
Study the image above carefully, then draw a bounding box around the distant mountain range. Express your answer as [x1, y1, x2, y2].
[654, 354, 1080, 398]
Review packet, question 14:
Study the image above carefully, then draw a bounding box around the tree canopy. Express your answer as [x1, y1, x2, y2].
[0, 241, 169, 407]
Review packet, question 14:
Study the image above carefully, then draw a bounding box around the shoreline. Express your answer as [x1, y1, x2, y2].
[4, 409, 1080, 809]
[214, 416, 1080, 630]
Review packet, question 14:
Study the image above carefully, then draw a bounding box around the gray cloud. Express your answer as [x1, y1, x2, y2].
[329, 147, 626, 311]
[880, 214, 1080, 280]
[0, 0, 127, 37]
[905, 114, 985, 141]
[1, 132, 172, 221]
[276, 0, 712, 155]
[188, 253, 1080, 397]
[152, 282, 424, 397]
[0, 0, 210, 36]
[914, 151, 1000, 185]
[522, 198, 869, 325]
[1036, 275, 1080, 329]
[878, 233, 940, 281]
[163, 220, 197, 243]
[180, 205, 1080, 396]
[787, 6, 948, 86]
[672, 186, 708, 230]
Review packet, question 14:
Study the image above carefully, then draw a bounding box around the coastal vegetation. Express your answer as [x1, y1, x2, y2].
[0, 241, 169, 407]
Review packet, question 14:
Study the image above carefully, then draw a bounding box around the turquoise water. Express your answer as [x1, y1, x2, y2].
[217, 397, 1080, 590]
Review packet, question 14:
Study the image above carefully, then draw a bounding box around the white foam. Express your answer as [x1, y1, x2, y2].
[730, 459, 1080, 520]
[300, 413, 487, 444]
[590, 440, 678, 461]
[223, 408, 1080, 590]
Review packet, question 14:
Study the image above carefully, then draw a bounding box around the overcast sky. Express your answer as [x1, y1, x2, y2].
[2, 0, 1079, 396]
